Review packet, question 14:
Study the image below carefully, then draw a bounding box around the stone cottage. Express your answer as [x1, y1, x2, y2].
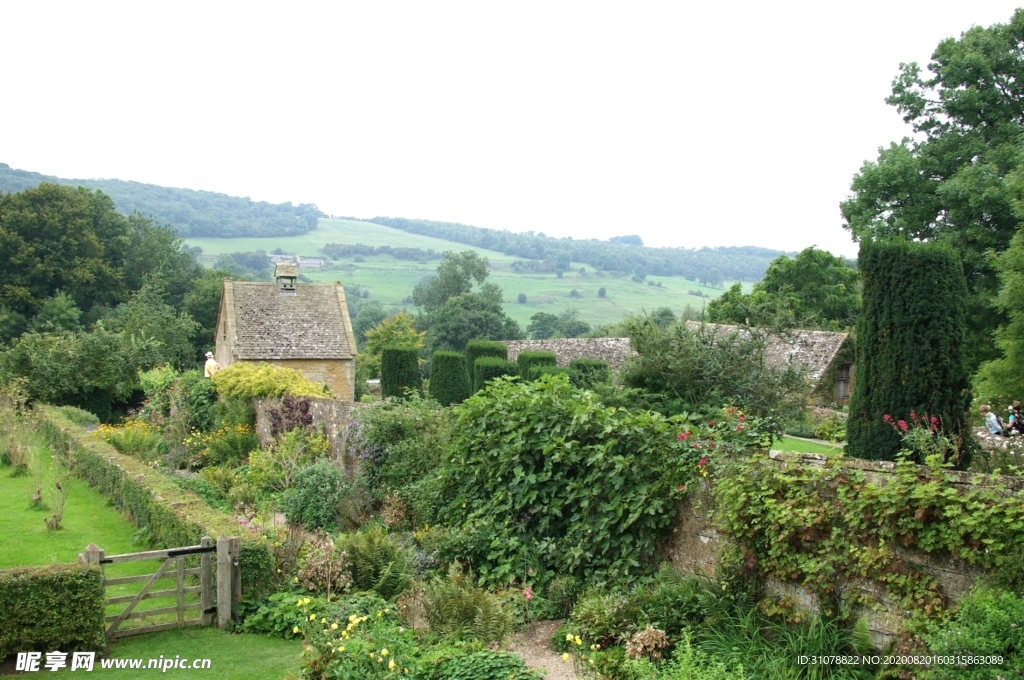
[214, 263, 358, 400]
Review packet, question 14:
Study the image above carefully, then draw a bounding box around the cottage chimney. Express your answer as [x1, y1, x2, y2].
[275, 262, 298, 296]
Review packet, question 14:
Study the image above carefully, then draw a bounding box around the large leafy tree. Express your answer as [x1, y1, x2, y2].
[706, 247, 859, 330]
[840, 10, 1024, 369]
[0, 183, 130, 316]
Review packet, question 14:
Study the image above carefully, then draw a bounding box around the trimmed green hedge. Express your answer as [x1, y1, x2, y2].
[516, 351, 557, 377]
[429, 351, 471, 407]
[568, 358, 611, 388]
[465, 340, 508, 386]
[37, 407, 276, 600]
[0, 563, 106, 658]
[474, 358, 518, 392]
[381, 346, 421, 398]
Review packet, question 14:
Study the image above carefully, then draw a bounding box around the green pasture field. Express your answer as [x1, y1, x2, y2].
[0, 627, 301, 679]
[185, 218, 740, 329]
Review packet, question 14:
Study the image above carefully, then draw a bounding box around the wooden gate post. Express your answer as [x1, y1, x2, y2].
[230, 537, 241, 622]
[80, 543, 104, 566]
[216, 537, 232, 629]
[200, 537, 213, 626]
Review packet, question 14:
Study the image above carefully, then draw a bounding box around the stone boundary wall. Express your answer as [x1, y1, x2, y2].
[500, 338, 636, 370]
[253, 397, 364, 480]
[663, 451, 1022, 648]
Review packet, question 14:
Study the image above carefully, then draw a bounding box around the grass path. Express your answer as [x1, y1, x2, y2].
[771, 436, 843, 456]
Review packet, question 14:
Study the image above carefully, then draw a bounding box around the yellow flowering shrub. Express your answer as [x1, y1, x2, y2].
[212, 363, 329, 399]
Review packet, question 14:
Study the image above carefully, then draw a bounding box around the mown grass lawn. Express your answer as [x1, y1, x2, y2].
[0, 628, 302, 679]
[771, 436, 843, 456]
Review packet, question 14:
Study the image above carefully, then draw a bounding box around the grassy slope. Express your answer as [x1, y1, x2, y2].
[186, 219, 740, 329]
[771, 436, 842, 456]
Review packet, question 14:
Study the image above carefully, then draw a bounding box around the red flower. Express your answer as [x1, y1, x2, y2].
[698, 457, 708, 467]
[692, 442, 699, 448]
[735, 425, 743, 431]
[883, 414, 892, 423]
[678, 432, 689, 441]
[897, 419, 908, 432]
[708, 420, 716, 426]
[678, 484, 686, 491]
[910, 410, 917, 420]
[738, 416, 745, 422]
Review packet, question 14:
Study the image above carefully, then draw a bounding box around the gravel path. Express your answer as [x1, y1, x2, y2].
[508, 620, 579, 680]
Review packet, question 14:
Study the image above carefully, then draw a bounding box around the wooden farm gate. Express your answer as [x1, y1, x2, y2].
[80, 536, 240, 639]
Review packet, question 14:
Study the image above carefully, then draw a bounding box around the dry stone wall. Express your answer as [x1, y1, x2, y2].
[501, 338, 636, 370]
[253, 396, 364, 480]
[662, 451, 1014, 648]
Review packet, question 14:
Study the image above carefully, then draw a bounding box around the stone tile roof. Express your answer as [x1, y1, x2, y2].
[228, 282, 354, 360]
[686, 321, 848, 381]
[501, 338, 636, 370]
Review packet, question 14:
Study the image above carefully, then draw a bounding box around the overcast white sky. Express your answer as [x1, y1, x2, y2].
[2, 2, 1023, 258]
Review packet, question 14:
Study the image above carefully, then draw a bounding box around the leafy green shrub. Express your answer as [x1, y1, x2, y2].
[0, 563, 106, 658]
[297, 530, 353, 598]
[424, 563, 512, 643]
[212, 361, 329, 398]
[526, 365, 569, 381]
[284, 460, 349, 531]
[442, 375, 715, 588]
[568, 358, 611, 388]
[516, 351, 557, 377]
[242, 592, 336, 639]
[171, 475, 228, 510]
[473, 357, 518, 392]
[200, 423, 259, 466]
[919, 587, 1024, 679]
[248, 428, 331, 493]
[55, 405, 100, 426]
[381, 346, 422, 398]
[94, 420, 168, 461]
[428, 351, 471, 406]
[437, 650, 538, 680]
[465, 339, 508, 385]
[614, 632, 747, 680]
[339, 527, 411, 600]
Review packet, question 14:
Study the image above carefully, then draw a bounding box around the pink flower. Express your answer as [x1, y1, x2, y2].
[698, 457, 708, 467]
[738, 416, 745, 422]
[735, 425, 743, 431]
[910, 410, 917, 420]
[692, 442, 699, 448]
[897, 419, 908, 432]
[678, 432, 689, 441]
[708, 420, 716, 426]
[523, 586, 534, 601]
[883, 414, 892, 423]
[677, 484, 686, 491]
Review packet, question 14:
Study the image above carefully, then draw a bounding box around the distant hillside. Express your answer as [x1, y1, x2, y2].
[369, 217, 789, 283]
[0, 163, 323, 237]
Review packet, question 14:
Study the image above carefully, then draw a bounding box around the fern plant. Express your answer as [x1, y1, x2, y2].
[424, 563, 512, 643]
[339, 526, 411, 599]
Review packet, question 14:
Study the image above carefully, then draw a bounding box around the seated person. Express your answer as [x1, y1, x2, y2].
[1011, 401, 1024, 435]
[980, 405, 1008, 436]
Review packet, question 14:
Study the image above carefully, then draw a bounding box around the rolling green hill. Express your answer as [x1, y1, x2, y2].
[185, 219, 737, 329]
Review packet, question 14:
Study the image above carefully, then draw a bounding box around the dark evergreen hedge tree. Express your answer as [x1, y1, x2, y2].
[474, 357, 518, 392]
[428, 351, 471, 406]
[846, 240, 972, 467]
[517, 351, 557, 377]
[465, 340, 508, 385]
[568, 359, 611, 388]
[381, 346, 421, 398]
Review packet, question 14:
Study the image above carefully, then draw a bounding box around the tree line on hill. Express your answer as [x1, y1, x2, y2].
[367, 216, 788, 284]
[322, 243, 443, 262]
[0, 163, 323, 238]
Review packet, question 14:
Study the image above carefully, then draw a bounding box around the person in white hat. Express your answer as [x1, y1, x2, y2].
[204, 351, 221, 378]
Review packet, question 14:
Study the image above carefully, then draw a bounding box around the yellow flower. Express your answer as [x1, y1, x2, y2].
[330, 623, 338, 630]
[292, 626, 300, 634]
[574, 635, 582, 645]
[381, 649, 389, 656]
[309, 614, 317, 620]
[388, 659, 396, 670]
[565, 634, 574, 642]
[561, 653, 570, 661]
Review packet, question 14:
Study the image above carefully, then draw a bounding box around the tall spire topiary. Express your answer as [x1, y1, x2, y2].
[846, 239, 972, 468]
[381, 346, 421, 398]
